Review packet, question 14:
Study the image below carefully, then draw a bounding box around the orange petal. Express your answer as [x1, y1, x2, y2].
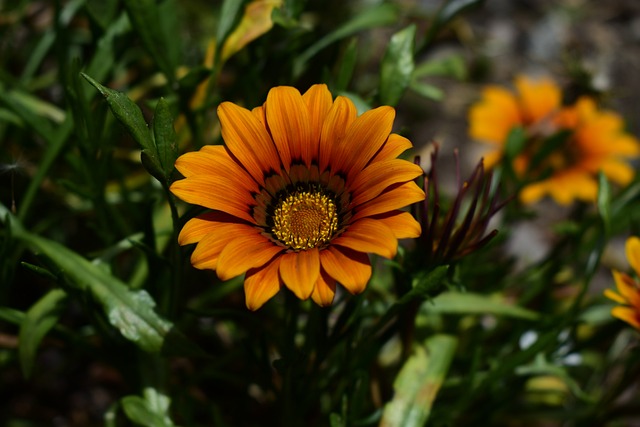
[613, 270, 640, 308]
[514, 75, 561, 123]
[352, 181, 425, 221]
[216, 232, 283, 281]
[190, 225, 245, 269]
[625, 236, 640, 277]
[332, 218, 398, 259]
[311, 269, 336, 307]
[303, 84, 333, 162]
[218, 101, 281, 184]
[265, 86, 312, 169]
[604, 288, 627, 305]
[370, 133, 413, 163]
[177, 145, 259, 193]
[349, 159, 424, 207]
[178, 211, 247, 245]
[320, 246, 371, 294]
[372, 210, 422, 239]
[468, 86, 521, 144]
[336, 106, 395, 178]
[170, 175, 255, 223]
[279, 249, 320, 300]
[244, 257, 283, 310]
[319, 96, 357, 173]
[519, 180, 550, 205]
[611, 306, 640, 330]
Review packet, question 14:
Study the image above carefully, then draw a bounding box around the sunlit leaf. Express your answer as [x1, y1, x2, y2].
[380, 334, 457, 427]
[423, 291, 539, 320]
[379, 24, 416, 106]
[220, 0, 283, 63]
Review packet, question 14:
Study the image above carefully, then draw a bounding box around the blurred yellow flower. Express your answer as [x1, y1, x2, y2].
[468, 75, 561, 167]
[171, 84, 424, 310]
[604, 236, 640, 330]
[469, 76, 640, 205]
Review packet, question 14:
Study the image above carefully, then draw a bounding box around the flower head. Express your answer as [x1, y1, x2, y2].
[469, 75, 561, 164]
[605, 236, 640, 330]
[469, 76, 640, 205]
[171, 84, 425, 310]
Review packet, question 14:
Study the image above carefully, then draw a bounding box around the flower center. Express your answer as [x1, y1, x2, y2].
[272, 188, 338, 250]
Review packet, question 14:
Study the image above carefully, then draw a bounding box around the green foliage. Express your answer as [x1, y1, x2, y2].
[2, 0, 640, 426]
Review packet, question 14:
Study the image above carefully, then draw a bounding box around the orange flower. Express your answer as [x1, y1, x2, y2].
[469, 76, 640, 205]
[468, 75, 561, 167]
[604, 237, 640, 330]
[171, 84, 425, 310]
[520, 97, 640, 205]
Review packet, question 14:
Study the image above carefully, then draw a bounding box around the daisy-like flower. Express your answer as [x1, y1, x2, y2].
[520, 97, 640, 205]
[604, 236, 640, 330]
[469, 76, 640, 205]
[171, 84, 425, 310]
[468, 75, 561, 168]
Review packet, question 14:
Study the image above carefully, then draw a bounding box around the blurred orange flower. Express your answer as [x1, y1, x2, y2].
[171, 84, 425, 310]
[605, 236, 640, 330]
[468, 75, 561, 167]
[469, 76, 640, 205]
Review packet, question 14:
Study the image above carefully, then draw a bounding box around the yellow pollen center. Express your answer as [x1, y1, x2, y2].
[272, 189, 338, 250]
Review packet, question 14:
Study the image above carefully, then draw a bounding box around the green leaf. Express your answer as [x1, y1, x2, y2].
[216, 0, 244, 53]
[121, 0, 178, 82]
[380, 334, 457, 427]
[413, 54, 467, 80]
[152, 98, 179, 180]
[81, 73, 153, 151]
[86, 12, 131, 83]
[409, 81, 444, 101]
[0, 307, 25, 325]
[334, 37, 358, 92]
[398, 265, 449, 305]
[516, 353, 595, 402]
[122, 395, 174, 427]
[379, 24, 416, 106]
[3, 205, 202, 355]
[504, 127, 527, 161]
[293, 3, 398, 77]
[81, 73, 162, 179]
[424, 291, 539, 320]
[19, 288, 67, 378]
[597, 172, 611, 235]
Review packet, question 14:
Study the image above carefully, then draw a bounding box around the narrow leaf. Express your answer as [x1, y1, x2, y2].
[293, 4, 398, 77]
[424, 291, 539, 320]
[398, 265, 449, 305]
[152, 98, 179, 179]
[121, 0, 177, 82]
[380, 334, 457, 427]
[19, 288, 67, 378]
[597, 172, 611, 235]
[216, 0, 244, 50]
[379, 24, 416, 106]
[81, 72, 153, 153]
[4, 206, 202, 356]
